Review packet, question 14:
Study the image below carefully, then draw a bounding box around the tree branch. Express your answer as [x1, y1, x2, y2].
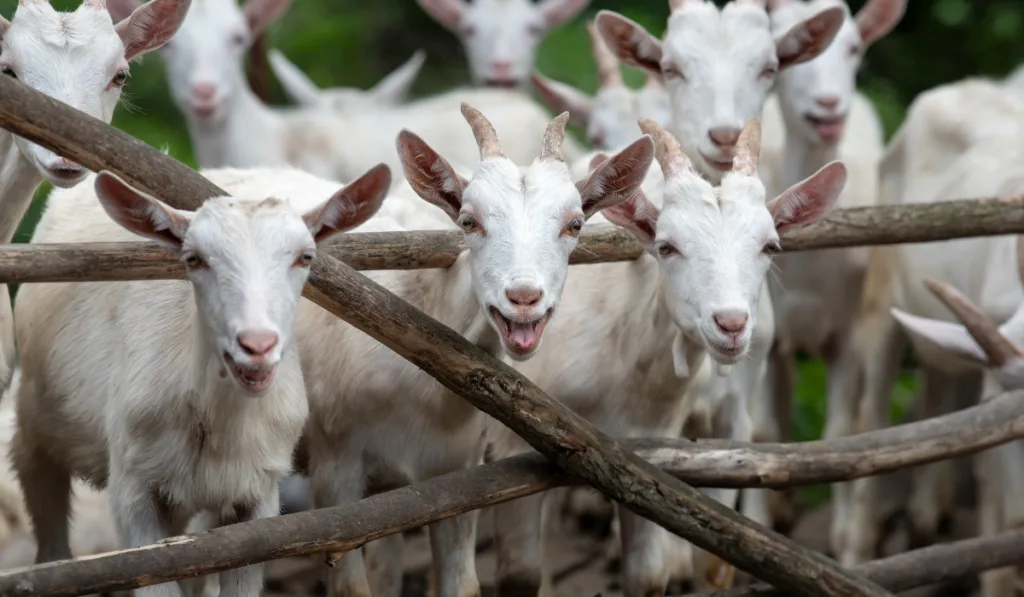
[0, 75, 893, 597]
[0, 389, 1022, 596]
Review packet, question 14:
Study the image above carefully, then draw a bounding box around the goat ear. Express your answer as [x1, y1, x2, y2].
[115, 0, 190, 62]
[855, 0, 905, 48]
[0, 16, 10, 39]
[106, 0, 142, 23]
[530, 72, 594, 128]
[417, 0, 465, 32]
[594, 11, 663, 77]
[576, 134, 655, 219]
[242, 0, 291, 37]
[767, 160, 845, 233]
[601, 189, 659, 245]
[368, 50, 427, 105]
[775, 5, 844, 70]
[303, 164, 391, 243]
[95, 171, 192, 249]
[267, 49, 321, 106]
[539, 0, 591, 29]
[890, 308, 990, 366]
[395, 130, 469, 222]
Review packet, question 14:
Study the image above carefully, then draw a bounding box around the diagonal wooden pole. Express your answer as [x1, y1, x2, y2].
[0, 75, 894, 597]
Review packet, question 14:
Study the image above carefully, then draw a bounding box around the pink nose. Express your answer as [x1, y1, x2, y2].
[816, 95, 840, 110]
[237, 329, 279, 357]
[506, 286, 543, 307]
[491, 60, 512, 77]
[713, 311, 748, 335]
[191, 82, 217, 102]
[707, 126, 740, 149]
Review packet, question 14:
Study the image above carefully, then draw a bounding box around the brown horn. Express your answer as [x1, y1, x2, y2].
[732, 117, 762, 176]
[924, 277, 1022, 367]
[637, 118, 694, 179]
[540, 112, 569, 162]
[460, 102, 504, 159]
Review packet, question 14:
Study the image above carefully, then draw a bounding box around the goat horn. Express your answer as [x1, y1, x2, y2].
[923, 277, 1022, 367]
[540, 112, 569, 163]
[732, 117, 762, 176]
[460, 102, 504, 159]
[586, 20, 622, 88]
[638, 118, 693, 179]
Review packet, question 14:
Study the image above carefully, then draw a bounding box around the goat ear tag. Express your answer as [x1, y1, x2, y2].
[672, 332, 689, 378]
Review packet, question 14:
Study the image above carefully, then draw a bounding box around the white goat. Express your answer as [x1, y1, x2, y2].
[416, 0, 591, 88]
[488, 118, 847, 597]
[11, 164, 392, 597]
[530, 20, 671, 151]
[106, 0, 583, 179]
[267, 47, 426, 111]
[842, 77, 1024, 585]
[753, 0, 906, 562]
[596, 0, 844, 185]
[0, 0, 189, 397]
[891, 260, 1024, 597]
[293, 104, 654, 597]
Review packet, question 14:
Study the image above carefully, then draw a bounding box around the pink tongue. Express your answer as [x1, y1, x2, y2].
[509, 321, 538, 350]
[243, 367, 272, 383]
[816, 121, 844, 141]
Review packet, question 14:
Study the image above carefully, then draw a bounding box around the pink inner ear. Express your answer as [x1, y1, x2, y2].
[856, 0, 905, 46]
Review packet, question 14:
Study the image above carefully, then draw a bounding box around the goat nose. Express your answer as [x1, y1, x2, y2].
[491, 60, 512, 76]
[707, 127, 741, 149]
[713, 311, 748, 335]
[191, 82, 217, 101]
[506, 286, 543, 307]
[237, 329, 279, 357]
[816, 95, 841, 111]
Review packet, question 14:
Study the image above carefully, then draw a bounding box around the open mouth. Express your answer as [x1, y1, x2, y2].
[190, 103, 220, 121]
[488, 306, 553, 357]
[699, 152, 734, 172]
[706, 338, 746, 362]
[224, 351, 277, 393]
[804, 113, 847, 142]
[45, 165, 85, 184]
[484, 78, 520, 89]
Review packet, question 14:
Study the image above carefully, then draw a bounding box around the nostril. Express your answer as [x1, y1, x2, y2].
[707, 127, 741, 149]
[191, 82, 217, 101]
[237, 329, 279, 357]
[713, 312, 748, 335]
[506, 286, 543, 307]
[816, 96, 840, 110]
[491, 60, 512, 75]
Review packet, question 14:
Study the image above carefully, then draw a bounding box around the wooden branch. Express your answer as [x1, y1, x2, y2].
[0, 75, 893, 597]
[1, 388, 1022, 596]
[684, 529, 1024, 596]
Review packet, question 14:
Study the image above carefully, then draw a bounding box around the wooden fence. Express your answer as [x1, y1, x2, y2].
[0, 74, 1022, 597]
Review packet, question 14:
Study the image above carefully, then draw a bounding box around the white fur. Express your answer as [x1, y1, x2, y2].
[416, 0, 592, 87]
[848, 78, 1024, 597]
[11, 165, 390, 597]
[0, 0, 188, 404]
[268, 47, 426, 110]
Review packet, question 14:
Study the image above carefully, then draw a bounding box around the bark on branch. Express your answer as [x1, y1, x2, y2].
[0, 75, 893, 597]
[0, 389, 1022, 596]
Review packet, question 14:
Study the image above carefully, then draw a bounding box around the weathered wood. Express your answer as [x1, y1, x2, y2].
[686, 528, 1024, 596]
[0, 389, 1022, 597]
[0, 75, 893, 597]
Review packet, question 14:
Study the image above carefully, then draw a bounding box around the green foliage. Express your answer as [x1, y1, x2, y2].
[0, 0, 1018, 476]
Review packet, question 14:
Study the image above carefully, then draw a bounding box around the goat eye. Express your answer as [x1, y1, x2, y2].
[762, 241, 781, 255]
[110, 70, 128, 87]
[656, 242, 677, 258]
[760, 64, 778, 79]
[231, 32, 248, 46]
[183, 253, 206, 269]
[1, 66, 16, 80]
[294, 251, 315, 267]
[457, 213, 478, 232]
[848, 45, 862, 57]
[661, 66, 684, 81]
[564, 216, 584, 237]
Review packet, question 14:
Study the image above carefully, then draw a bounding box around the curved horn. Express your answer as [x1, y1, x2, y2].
[732, 117, 762, 176]
[460, 102, 504, 159]
[540, 112, 569, 162]
[586, 20, 622, 88]
[637, 118, 693, 179]
[923, 277, 1023, 367]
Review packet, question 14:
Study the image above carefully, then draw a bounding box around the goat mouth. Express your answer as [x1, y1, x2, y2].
[489, 306, 553, 357]
[223, 351, 277, 394]
[705, 339, 746, 363]
[44, 165, 86, 185]
[190, 103, 221, 121]
[804, 113, 846, 142]
[484, 78, 520, 89]
[699, 152, 734, 172]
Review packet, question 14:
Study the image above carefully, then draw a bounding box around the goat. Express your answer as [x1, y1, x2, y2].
[0, 0, 189, 397]
[488, 118, 847, 597]
[267, 47, 426, 111]
[416, 0, 591, 88]
[530, 20, 671, 150]
[11, 163, 392, 597]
